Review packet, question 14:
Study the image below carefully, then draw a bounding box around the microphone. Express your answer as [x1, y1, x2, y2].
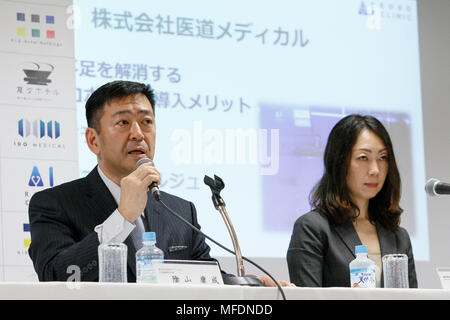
[133, 161, 287, 299]
[135, 158, 161, 201]
[156, 198, 287, 300]
[425, 178, 450, 196]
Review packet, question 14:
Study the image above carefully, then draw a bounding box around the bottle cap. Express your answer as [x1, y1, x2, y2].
[355, 245, 368, 254]
[142, 231, 156, 243]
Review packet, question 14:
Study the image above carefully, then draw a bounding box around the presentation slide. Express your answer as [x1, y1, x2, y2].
[73, 0, 428, 260]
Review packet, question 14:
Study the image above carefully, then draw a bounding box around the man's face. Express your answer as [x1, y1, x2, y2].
[86, 93, 156, 183]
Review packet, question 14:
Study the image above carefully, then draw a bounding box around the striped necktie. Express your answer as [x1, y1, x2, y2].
[130, 214, 146, 251]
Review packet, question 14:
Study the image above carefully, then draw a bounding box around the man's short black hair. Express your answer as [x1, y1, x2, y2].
[85, 80, 155, 133]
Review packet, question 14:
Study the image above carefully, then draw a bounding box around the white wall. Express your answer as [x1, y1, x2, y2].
[0, 0, 77, 281]
[415, 0, 450, 288]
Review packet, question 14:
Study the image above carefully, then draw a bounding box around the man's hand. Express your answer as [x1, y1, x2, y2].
[257, 275, 296, 287]
[117, 162, 160, 223]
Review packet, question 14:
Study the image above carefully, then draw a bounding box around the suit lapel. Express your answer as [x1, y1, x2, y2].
[145, 193, 163, 244]
[84, 167, 118, 227]
[125, 192, 165, 276]
[376, 221, 397, 257]
[334, 218, 397, 258]
[334, 216, 397, 288]
[334, 219, 362, 258]
[125, 239, 137, 277]
[376, 221, 397, 287]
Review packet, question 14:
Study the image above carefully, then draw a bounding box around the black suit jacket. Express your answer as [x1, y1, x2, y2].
[28, 166, 215, 282]
[286, 210, 418, 288]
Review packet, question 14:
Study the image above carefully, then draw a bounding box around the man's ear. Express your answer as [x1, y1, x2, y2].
[85, 127, 100, 156]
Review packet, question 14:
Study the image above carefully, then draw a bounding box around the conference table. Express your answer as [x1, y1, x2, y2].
[1, 282, 450, 300]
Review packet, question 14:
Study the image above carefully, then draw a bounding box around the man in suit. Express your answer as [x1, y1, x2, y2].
[29, 80, 292, 286]
[29, 80, 214, 282]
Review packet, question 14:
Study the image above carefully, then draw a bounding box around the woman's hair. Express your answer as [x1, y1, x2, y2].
[310, 114, 402, 231]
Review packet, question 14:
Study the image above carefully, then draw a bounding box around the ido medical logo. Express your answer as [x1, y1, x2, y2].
[18, 119, 60, 139]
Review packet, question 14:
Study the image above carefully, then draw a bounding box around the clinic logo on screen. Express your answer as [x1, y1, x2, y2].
[15, 12, 56, 39]
[358, 1, 414, 24]
[18, 119, 61, 139]
[28, 166, 54, 187]
[22, 62, 54, 85]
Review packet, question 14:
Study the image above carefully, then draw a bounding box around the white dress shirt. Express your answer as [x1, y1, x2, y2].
[94, 166, 145, 244]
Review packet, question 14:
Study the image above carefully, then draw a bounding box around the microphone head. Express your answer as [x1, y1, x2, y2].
[135, 158, 154, 169]
[425, 178, 440, 197]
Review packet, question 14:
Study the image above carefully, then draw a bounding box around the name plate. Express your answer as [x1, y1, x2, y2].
[154, 260, 224, 285]
[436, 267, 450, 289]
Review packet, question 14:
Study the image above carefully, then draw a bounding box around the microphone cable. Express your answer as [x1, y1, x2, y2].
[158, 198, 287, 300]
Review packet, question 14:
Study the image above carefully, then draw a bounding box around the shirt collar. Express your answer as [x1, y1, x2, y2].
[97, 166, 121, 205]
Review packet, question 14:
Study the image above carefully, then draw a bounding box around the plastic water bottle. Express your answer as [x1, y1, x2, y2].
[136, 232, 164, 283]
[349, 245, 376, 288]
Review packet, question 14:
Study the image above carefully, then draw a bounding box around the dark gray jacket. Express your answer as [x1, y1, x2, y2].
[28, 166, 213, 282]
[287, 210, 418, 288]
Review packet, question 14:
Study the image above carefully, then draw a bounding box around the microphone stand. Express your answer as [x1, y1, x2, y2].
[204, 175, 263, 286]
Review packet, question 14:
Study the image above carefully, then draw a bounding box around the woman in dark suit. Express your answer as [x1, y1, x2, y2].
[286, 114, 417, 288]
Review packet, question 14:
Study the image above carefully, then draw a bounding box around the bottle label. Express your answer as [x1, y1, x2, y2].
[350, 267, 376, 288]
[136, 258, 163, 283]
